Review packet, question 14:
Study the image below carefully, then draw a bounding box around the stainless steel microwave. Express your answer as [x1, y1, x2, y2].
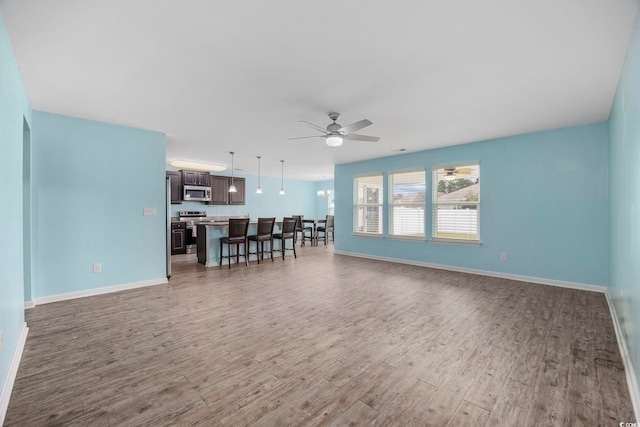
[183, 185, 211, 202]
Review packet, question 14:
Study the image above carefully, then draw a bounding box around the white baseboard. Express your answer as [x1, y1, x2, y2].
[23, 301, 34, 310]
[0, 323, 28, 426]
[605, 290, 640, 422]
[31, 277, 169, 306]
[333, 250, 607, 293]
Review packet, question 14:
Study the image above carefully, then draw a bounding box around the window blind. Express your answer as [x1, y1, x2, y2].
[389, 170, 425, 237]
[432, 164, 480, 241]
[354, 175, 383, 235]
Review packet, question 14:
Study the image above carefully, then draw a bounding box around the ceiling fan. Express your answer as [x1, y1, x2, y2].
[290, 112, 380, 147]
[443, 167, 475, 181]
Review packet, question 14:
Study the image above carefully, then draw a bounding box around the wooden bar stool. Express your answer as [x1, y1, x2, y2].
[293, 214, 312, 246]
[219, 218, 250, 268]
[273, 217, 297, 260]
[248, 217, 276, 264]
[316, 215, 334, 246]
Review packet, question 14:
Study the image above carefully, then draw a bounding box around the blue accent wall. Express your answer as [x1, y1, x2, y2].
[0, 9, 31, 411]
[609, 10, 640, 399]
[335, 122, 609, 286]
[30, 111, 167, 298]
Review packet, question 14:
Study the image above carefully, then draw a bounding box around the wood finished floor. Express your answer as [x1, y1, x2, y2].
[5, 247, 635, 426]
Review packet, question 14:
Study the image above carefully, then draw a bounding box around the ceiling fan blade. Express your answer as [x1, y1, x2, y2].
[339, 119, 372, 134]
[299, 121, 328, 134]
[344, 133, 380, 142]
[289, 135, 325, 140]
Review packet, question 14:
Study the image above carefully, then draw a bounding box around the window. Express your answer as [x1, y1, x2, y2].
[389, 170, 425, 238]
[354, 175, 383, 235]
[432, 163, 480, 242]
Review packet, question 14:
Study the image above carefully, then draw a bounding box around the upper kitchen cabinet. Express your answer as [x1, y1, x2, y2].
[229, 178, 245, 205]
[209, 175, 245, 205]
[166, 171, 182, 204]
[209, 175, 230, 205]
[181, 170, 210, 187]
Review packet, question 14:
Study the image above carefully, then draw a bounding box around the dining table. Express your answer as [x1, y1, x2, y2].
[302, 218, 326, 247]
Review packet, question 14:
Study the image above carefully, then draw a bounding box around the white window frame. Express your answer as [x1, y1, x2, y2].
[432, 162, 480, 245]
[389, 169, 426, 240]
[354, 174, 384, 237]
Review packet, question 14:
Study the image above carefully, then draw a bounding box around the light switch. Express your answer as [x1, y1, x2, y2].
[143, 207, 157, 216]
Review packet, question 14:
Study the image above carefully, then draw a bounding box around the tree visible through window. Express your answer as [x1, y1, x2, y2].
[432, 163, 480, 241]
[390, 170, 425, 237]
[354, 175, 383, 235]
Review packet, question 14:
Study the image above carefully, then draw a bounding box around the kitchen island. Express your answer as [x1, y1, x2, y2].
[196, 220, 282, 266]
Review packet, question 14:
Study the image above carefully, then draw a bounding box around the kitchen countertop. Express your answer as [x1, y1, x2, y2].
[171, 216, 246, 223]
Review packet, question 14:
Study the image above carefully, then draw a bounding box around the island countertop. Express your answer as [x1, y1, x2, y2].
[195, 221, 282, 266]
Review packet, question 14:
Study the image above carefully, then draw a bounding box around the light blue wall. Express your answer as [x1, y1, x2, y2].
[31, 111, 167, 299]
[0, 9, 31, 410]
[335, 122, 609, 286]
[609, 10, 640, 400]
[171, 173, 317, 220]
[314, 180, 334, 219]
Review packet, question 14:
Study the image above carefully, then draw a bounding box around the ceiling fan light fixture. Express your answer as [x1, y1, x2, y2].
[325, 135, 343, 147]
[444, 171, 457, 181]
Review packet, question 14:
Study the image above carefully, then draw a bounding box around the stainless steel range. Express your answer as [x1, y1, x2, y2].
[178, 210, 207, 254]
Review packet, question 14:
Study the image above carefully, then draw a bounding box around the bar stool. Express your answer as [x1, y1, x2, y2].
[293, 214, 312, 246]
[248, 217, 275, 264]
[273, 217, 297, 260]
[316, 215, 334, 246]
[219, 218, 250, 268]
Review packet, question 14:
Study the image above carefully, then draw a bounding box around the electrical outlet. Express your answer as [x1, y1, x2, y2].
[93, 263, 102, 273]
[143, 207, 157, 216]
[500, 252, 508, 261]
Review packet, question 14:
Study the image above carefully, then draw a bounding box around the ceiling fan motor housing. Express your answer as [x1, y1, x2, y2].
[327, 122, 343, 134]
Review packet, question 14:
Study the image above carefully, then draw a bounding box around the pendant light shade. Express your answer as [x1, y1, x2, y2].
[279, 160, 285, 195]
[256, 156, 263, 194]
[228, 151, 237, 193]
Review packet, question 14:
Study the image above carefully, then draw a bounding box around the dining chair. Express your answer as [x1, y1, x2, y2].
[293, 215, 313, 246]
[316, 214, 334, 246]
[219, 218, 250, 268]
[273, 217, 297, 259]
[248, 217, 276, 264]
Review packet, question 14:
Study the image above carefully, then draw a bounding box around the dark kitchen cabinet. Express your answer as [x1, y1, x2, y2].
[209, 175, 230, 205]
[181, 170, 210, 187]
[209, 175, 245, 205]
[171, 222, 187, 255]
[229, 178, 245, 205]
[166, 171, 182, 204]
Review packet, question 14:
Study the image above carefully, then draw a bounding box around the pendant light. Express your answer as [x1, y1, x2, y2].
[279, 160, 286, 195]
[228, 151, 237, 193]
[256, 156, 263, 194]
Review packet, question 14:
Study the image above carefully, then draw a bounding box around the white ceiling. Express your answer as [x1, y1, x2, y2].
[1, 0, 638, 180]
